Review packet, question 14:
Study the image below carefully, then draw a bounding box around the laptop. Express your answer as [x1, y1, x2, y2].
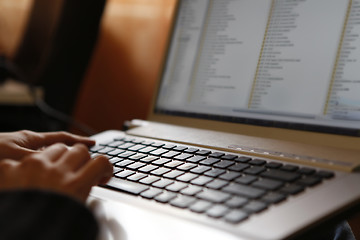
[88, 0, 360, 239]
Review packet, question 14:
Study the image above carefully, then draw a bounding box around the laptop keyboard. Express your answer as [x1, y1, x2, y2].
[90, 135, 335, 224]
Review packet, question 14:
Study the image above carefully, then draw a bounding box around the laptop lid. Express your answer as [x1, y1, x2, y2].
[138, 0, 360, 170]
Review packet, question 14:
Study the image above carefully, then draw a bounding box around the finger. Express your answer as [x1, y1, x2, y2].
[56, 144, 92, 171]
[26, 143, 68, 163]
[4, 146, 38, 160]
[75, 155, 113, 188]
[0, 159, 20, 171]
[0, 159, 20, 188]
[31, 132, 95, 149]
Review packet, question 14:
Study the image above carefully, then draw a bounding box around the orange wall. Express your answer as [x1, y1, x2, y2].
[73, 0, 176, 132]
[0, 0, 33, 57]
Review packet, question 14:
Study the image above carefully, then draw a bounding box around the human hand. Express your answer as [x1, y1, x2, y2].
[0, 130, 96, 161]
[0, 143, 112, 203]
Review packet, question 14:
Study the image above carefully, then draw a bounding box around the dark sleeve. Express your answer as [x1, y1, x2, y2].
[0, 190, 98, 240]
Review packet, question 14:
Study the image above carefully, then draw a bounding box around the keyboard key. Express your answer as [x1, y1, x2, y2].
[228, 163, 250, 172]
[161, 151, 181, 158]
[118, 151, 137, 158]
[115, 170, 135, 179]
[176, 173, 198, 183]
[315, 171, 335, 179]
[106, 178, 149, 195]
[107, 149, 125, 156]
[225, 196, 249, 208]
[115, 160, 135, 168]
[109, 157, 123, 164]
[151, 149, 169, 156]
[249, 159, 266, 166]
[163, 170, 185, 179]
[221, 154, 237, 160]
[224, 210, 249, 223]
[138, 164, 158, 173]
[252, 178, 284, 190]
[196, 150, 212, 156]
[151, 142, 164, 148]
[180, 185, 203, 196]
[279, 184, 305, 195]
[173, 146, 188, 151]
[131, 139, 144, 144]
[243, 201, 268, 213]
[296, 176, 322, 187]
[155, 191, 177, 203]
[117, 143, 135, 150]
[162, 144, 176, 149]
[113, 167, 123, 174]
[174, 153, 193, 161]
[243, 166, 266, 175]
[280, 165, 299, 172]
[204, 168, 226, 178]
[184, 148, 199, 154]
[213, 160, 234, 169]
[297, 167, 316, 175]
[191, 176, 214, 186]
[177, 163, 197, 171]
[89, 145, 104, 152]
[151, 167, 172, 176]
[170, 195, 197, 209]
[140, 156, 159, 163]
[219, 171, 242, 181]
[261, 169, 301, 182]
[190, 165, 211, 174]
[189, 200, 213, 213]
[153, 158, 172, 166]
[98, 147, 116, 154]
[187, 156, 206, 163]
[235, 175, 258, 185]
[261, 192, 287, 204]
[127, 173, 147, 182]
[206, 205, 229, 218]
[128, 153, 147, 160]
[152, 179, 174, 188]
[164, 160, 184, 169]
[223, 183, 266, 199]
[266, 162, 283, 169]
[118, 137, 134, 142]
[196, 189, 231, 203]
[128, 144, 146, 151]
[200, 158, 220, 166]
[139, 176, 161, 185]
[234, 156, 252, 163]
[166, 182, 188, 192]
[127, 162, 146, 171]
[107, 141, 125, 147]
[206, 179, 229, 190]
[140, 140, 154, 146]
[140, 188, 163, 199]
[208, 152, 225, 158]
[138, 146, 157, 153]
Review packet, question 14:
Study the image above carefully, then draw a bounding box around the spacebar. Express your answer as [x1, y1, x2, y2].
[106, 178, 150, 195]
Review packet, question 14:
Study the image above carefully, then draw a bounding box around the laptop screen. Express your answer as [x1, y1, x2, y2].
[155, 0, 360, 136]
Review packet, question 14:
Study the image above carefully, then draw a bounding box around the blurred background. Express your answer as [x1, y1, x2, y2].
[0, 0, 175, 133]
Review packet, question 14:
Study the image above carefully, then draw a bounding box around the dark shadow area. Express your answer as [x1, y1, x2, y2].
[1, 0, 106, 133]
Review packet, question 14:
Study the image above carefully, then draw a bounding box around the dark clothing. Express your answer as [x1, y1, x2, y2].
[308, 221, 356, 240]
[0, 190, 98, 240]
